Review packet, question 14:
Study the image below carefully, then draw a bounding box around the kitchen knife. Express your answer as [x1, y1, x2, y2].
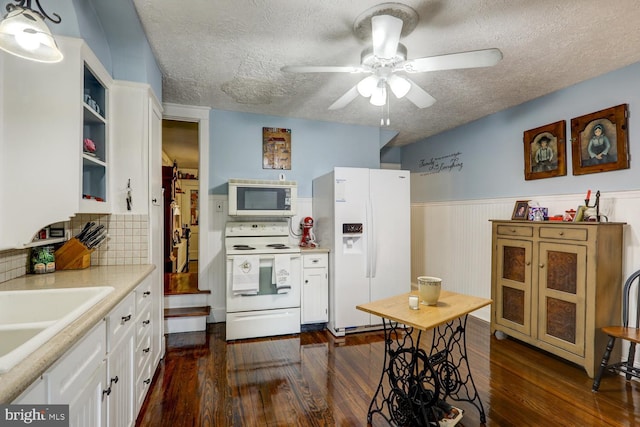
[75, 221, 94, 241]
[81, 224, 104, 245]
[87, 231, 108, 249]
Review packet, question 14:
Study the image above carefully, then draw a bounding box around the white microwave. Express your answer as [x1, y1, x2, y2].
[228, 179, 297, 217]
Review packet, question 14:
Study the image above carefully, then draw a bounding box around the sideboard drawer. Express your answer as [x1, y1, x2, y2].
[496, 225, 533, 237]
[539, 227, 588, 241]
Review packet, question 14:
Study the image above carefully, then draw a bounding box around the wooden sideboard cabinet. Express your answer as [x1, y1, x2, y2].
[490, 220, 624, 378]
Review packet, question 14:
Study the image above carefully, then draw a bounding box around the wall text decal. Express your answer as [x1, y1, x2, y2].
[418, 152, 463, 175]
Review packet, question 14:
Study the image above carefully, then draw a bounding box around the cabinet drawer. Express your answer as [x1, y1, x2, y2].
[135, 278, 153, 312]
[496, 225, 533, 237]
[135, 362, 153, 413]
[539, 227, 588, 241]
[135, 333, 152, 379]
[107, 293, 135, 350]
[136, 304, 152, 342]
[303, 254, 328, 268]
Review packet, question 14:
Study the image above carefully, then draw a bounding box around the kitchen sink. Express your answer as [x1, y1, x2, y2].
[0, 286, 114, 373]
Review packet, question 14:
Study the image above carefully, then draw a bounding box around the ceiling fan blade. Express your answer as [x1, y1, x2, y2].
[403, 48, 503, 73]
[328, 85, 359, 110]
[372, 15, 403, 59]
[281, 65, 364, 73]
[404, 79, 436, 108]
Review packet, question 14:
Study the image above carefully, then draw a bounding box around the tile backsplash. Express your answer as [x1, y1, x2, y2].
[0, 250, 29, 283]
[70, 214, 149, 266]
[0, 214, 149, 284]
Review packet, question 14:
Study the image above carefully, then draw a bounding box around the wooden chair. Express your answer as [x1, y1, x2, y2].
[592, 269, 640, 391]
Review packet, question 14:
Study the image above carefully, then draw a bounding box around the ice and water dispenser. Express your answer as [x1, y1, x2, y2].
[342, 223, 363, 254]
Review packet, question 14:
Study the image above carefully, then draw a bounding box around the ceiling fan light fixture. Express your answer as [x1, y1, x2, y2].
[388, 74, 410, 99]
[0, 3, 63, 63]
[357, 75, 378, 97]
[370, 85, 386, 106]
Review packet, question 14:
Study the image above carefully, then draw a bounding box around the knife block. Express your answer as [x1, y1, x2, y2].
[55, 238, 94, 270]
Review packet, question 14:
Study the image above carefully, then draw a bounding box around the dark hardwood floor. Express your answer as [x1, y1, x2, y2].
[136, 318, 640, 426]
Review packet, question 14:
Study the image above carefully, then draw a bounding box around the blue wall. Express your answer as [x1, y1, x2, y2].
[402, 61, 640, 202]
[51, 0, 162, 100]
[209, 110, 382, 196]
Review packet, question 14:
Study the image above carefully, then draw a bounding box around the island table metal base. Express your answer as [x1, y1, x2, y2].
[367, 316, 486, 426]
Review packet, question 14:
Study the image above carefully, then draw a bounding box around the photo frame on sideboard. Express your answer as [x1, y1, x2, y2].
[570, 104, 629, 175]
[511, 200, 530, 220]
[523, 120, 567, 180]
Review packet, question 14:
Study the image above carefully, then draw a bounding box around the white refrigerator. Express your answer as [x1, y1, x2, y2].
[313, 167, 411, 336]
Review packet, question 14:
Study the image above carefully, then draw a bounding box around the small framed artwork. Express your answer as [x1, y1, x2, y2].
[523, 120, 566, 180]
[512, 200, 530, 220]
[570, 104, 629, 175]
[263, 127, 291, 170]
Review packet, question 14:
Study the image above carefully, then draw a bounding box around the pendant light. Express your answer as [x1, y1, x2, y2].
[0, 1, 63, 63]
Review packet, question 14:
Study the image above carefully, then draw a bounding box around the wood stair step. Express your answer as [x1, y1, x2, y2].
[164, 306, 211, 318]
[164, 272, 211, 296]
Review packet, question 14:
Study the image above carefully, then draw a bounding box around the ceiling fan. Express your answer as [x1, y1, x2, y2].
[281, 14, 503, 111]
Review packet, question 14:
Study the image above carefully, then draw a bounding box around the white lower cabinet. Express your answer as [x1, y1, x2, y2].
[47, 321, 108, 427]
[106, 294, 135, 427]
[12, 274, 161, 427]
[301, 252, 329, 324]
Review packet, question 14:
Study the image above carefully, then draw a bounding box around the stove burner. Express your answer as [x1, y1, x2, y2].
[266, 243, 291, 250]
[233, 245, 255, 250]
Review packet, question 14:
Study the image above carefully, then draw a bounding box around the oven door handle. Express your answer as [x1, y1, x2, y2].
[227, 254, 301, 261]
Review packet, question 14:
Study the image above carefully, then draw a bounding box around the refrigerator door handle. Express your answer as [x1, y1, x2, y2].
[370, 196, 377, 279]
[365, 198, 371, 278]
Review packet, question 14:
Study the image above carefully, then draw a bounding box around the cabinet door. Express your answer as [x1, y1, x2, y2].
[495, 238, 533, 335]
[302, 267, 328, 324]
[68, 361, 107, 427]
[537, 242, 586, 356]
[107, 331, 135, 427]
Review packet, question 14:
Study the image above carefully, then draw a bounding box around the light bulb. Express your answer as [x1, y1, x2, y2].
[388, 75, 411, 99]
[370, 86, 387, 106]
[357, 75, 378, 97]
[15, 28, 40, 51]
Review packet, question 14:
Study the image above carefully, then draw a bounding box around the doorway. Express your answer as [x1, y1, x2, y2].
[162, 120, 199, 273]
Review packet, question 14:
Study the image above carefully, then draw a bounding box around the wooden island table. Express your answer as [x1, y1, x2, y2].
[357, 290, 492, 426]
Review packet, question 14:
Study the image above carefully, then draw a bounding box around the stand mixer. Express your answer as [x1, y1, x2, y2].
[299, 216, 317, 248]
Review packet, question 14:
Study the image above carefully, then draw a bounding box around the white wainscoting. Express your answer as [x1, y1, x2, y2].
[411, 190, 640, 323]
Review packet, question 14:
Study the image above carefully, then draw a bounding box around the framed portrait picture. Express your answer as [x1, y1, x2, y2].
[511, 200, 530, 220]
[570, 104, 629, 175]
[263, 127, 291, 170]
[523, 120, 566, 180]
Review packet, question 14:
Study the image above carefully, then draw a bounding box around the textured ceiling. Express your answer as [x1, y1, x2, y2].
[133, 0, 640, 147]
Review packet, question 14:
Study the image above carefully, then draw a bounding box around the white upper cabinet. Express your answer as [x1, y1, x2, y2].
[110, 81, 161, 215]
[0, 36, 113, 249]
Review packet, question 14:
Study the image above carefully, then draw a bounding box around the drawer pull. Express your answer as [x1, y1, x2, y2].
[144, 378, 151, 385]
[312, 259, 319, 263]
[539, 263, 545, 268]
[121, 314, 132, 323]
[143, 320, 151, 325]
[305, 280, 309, 284]
[143, 291, 151, 297]
[558, 231, 564, 236]
[143, 347, 150, 353]
[111, 376, 119, 385]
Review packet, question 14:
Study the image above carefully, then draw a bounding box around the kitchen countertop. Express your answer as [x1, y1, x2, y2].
[300, 247, 330, 254]
[0, 264, 155, 403]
